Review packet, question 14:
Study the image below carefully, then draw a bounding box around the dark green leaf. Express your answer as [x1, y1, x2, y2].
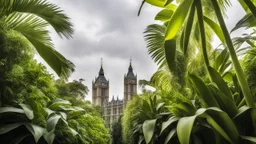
[232, 13, 256, 32]
[183, 1, 195, 54]
[164, 129, 176, 144]
[208, 66, 232, 98]
[207, 84, 238, 118]
[188, 74, 219, 107]
[205, 107, 239, 143]
[243, 0, 256, 20]
[0, 123, 23, 134]
[161, 116, 179, 134]
[138, 0, 146, 16]
[164, 0, 173, 6]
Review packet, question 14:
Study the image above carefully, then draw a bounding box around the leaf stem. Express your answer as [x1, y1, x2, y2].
[196, 0, 210, 68]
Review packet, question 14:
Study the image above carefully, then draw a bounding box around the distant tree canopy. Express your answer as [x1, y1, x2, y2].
[55, 79, 89, 100]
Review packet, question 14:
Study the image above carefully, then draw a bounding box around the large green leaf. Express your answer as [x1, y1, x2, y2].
[177, 115, 197, 144]
[0, 107, 24, 114]
[19, 104, 34, 120]
[165, 0, 194, 40]
[161, 116, 179, 134]
[188, 74, 219, 107]
[175, 102, 196, 116]
[205, 107, 239, 143]
[46, 114, 61, 132]
[204, 114, 235, 143]
[164, 39, 176, 72]
[233, 105, 251, 119]
[24, 123, 45, 143]
[48, 98, 72, 110]
[142, 119, 157, 144]
[44, 108, 55, 117]
[203, 16, 225, 43]
[207, 84, 238, 118]
[43, 130, 55, 144]
[164, 129, 176, 144]
[208, 67, 232, 98]
[26, 36, 74, 79]
[156, 102, 165, 112]
[213, 49, 230, 74]
[155, 9, 173, 22]
[241, 136, 256, 143]
[0, 123, 23, 134]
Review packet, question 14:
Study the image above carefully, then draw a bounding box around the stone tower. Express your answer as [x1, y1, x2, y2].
[123, 59, 137, 107]
[92, 59, 109, 106]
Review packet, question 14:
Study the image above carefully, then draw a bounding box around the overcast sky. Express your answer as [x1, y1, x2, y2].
[37, 0, 246, 101]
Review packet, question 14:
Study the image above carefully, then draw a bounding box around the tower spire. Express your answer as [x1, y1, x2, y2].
[99, 58, 104, 75]
[101, 58, 103, 68]
[129, 57, 133, 72]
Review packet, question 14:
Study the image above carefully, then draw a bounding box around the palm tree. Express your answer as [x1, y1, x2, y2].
[0, 0, 74, 79]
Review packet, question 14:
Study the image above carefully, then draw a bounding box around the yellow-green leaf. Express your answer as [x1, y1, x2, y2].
[177, 116, 197, 144]
[155, 9, 173, 22]
[145, 0, 176, 10]
[165, 0, 194, 40]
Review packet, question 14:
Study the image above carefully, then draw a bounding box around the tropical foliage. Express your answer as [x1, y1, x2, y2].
[0, 0, 74, 79]
[0, 0, 110, 143]
[121, 0, 256, 144]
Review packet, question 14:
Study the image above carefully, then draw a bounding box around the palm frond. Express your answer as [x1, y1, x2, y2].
[4, 13, 74, 79]
[144, 24, 166, 66]
[2, 0, 73, 39]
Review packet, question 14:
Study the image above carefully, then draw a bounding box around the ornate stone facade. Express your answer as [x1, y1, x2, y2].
[92, 60, 137, 127]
